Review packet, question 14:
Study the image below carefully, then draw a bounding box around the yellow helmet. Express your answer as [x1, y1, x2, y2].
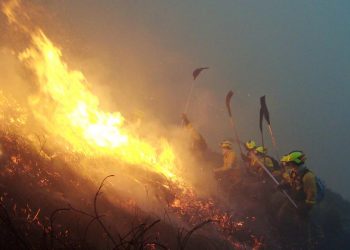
[280, 154, 288, 163]
[245, 140, 256, 150]
[220, 140, 232, 149]
[255, 146, 267, 154]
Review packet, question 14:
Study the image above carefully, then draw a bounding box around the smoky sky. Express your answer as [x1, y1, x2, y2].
[7, 1, 350, 200]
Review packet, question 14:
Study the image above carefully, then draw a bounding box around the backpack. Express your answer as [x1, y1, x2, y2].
[301, 168, 326, 203]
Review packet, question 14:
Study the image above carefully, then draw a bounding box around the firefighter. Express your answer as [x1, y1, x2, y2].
[248, 146, 279, 203]
[280, 154, 294, 184]
[255, 146, 281, 178]
[242, 140, 260, 176]
[276, 151, 322, 248]
[213, 140, 241, 191]
[241, 140, 257, 163]
[214, 140, 236, 172]
[243, 145, 275, 177]
[278, 151, 317, 217]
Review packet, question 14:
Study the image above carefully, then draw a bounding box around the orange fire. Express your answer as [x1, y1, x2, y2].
[2, 0, 179, 181]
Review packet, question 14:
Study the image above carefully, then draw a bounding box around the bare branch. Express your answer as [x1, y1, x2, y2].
[93, 175, 118, 248]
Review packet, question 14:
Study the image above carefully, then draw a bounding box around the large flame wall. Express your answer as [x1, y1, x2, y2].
[2, 0, 180, 182]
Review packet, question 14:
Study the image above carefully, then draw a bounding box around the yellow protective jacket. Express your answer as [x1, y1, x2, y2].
[248, 154, 280, 176]
[214, 149, 236, 172]
[291, 168, 317, 205]
[302, 171, 317, 205]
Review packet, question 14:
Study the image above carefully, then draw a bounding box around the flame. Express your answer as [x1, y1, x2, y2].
[2, 0, 178, 181]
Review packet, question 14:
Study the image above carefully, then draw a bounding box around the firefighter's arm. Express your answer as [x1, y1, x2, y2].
[303, 173, 317, 205]
[214, 155, 233, 172]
